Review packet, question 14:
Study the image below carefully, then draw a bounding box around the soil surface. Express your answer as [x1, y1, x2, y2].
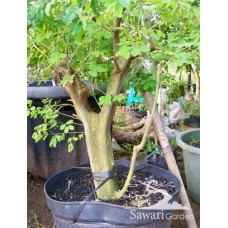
[49, 165, 175, 207]
[187, 139, 200, 148]
[28, 166, 200, 227]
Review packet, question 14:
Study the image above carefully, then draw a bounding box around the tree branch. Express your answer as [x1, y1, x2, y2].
[113, 63, 161, 199]
[146, 12, 156, 51]
[128, 7, 159, 61]
[113, 58, 121, 74]
[64, 79, 91, 124]
[113, 17, 121, 55]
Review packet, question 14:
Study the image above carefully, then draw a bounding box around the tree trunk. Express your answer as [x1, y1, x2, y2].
[64, 80, 119, 200]
[83, 113, 119, 200]
[63, 57, 132, 200]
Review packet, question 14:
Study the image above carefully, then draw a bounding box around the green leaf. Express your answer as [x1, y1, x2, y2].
[66, 120, 74, 125]
[64, 126, 70, 133]
[61, 134, 65, 140]
[140, 46, 150, 53]
[98, 95, 112, 105]
[119, 0, 129, 8]
[116, 46, 130, 59]
[131, 48, 141, 57]
[45, 0, 55, 16]
[68, 143, 74, 152]
[91, 0, 103, 16]
[63, 7, 78, 22]
[114, 2, 123, 18]
[68, 125, 74, 131]
[78, 134, 84, 140]
[113, 94, 126, 103]
[177, 96, 186, 109]
[105, 95, 112, 105]
[98, 96, 105, 105]
[48, 52, 66, 65]
[49, 137, 57, 148]
[72, 137, 78, 141]
[88, 70, 98, 77]
[59, 75, 75, 86]
[156, 30, 166, 39]
[32, 132, 43, 143]
[27, 100, 33, 106]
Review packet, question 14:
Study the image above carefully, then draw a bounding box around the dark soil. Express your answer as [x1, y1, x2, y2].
[50, 165, 175, 207]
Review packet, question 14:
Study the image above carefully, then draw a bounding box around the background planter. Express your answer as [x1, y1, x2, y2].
[27, 80, 101, 180]
[131, 110, 148, 119]
[44, 160, 181, 228]
[183, 116, 200, 128]
[176, 129, 200, 203]
[181, 116, 200, 131]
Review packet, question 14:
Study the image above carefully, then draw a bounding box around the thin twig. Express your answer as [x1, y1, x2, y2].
[28, 36, 48, 58]
[57, 111, 79, 120]
[49, 132, 85, 135]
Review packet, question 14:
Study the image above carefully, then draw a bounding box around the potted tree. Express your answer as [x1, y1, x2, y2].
[27, 0, 199, 227]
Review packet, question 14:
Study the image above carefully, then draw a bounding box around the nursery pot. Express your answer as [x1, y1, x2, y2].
[176, 129, 200, 203]
[44, 160, 181, 228]
[183, 116, 200, 129]
[132, 110, 148, 119]
[27, 80, 102, 180]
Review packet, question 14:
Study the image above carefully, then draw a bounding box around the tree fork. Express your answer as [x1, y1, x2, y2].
[65, 80, 118, 200]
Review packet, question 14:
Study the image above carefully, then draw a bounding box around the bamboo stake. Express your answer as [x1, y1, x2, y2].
[144, 92, 198, 228]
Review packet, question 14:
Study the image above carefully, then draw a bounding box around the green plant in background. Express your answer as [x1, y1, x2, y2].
[178, 96, 200, 117]
[114, 112, 128, 127]
[144, 138, 156, 154]
[27, 0, 199, 200]
[188, 135, 200, 148]
[28, 209, 55, 228]
[126, 67, 157, 94]
[134, 100, 148, 112]
[121, 138, 156, 159]
[160, 73, 188, 104]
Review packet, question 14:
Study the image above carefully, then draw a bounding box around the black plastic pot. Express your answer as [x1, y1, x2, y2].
[183, 116, 200, 129]
[132, 110, 148, 119]
[27, 80, 101, 180]
[44, 160, 181, 228]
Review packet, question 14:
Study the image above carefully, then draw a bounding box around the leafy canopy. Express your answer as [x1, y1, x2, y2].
[28, 0, 200, 84]
[27, 0, 199, 151]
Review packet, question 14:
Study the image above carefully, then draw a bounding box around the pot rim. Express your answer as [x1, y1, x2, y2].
[44, 161, 181, 210]
[176, 128, 200, 155]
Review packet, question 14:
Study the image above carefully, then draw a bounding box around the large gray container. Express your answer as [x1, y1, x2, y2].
[176, 128, 200, 203]
[27, 80, 101, 180]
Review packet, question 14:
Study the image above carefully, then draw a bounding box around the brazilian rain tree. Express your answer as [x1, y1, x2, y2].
[27, 0, 199, 200]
